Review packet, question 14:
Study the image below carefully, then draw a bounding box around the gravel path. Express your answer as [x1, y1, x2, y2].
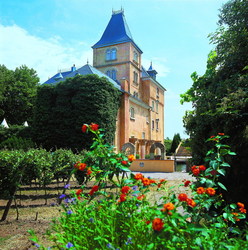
[129, 171, 196, 181]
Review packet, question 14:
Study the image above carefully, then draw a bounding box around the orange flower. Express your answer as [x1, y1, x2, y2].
[178, 193, 188, 201]
[89, 185, 99, 196]
[210, 135, 215, 139]
[237, 202, 245, 208]
[197, 187, 205, 194]
[121, 186, 131, 194]
[162, 202, 175, 212]
[206, 187, 216, 196]
[128, 154, 136, 162]
[152, 218, 164, 231]
[78, 163, 87, 171]
[186, 198, 196, 208]
[90, 123, 99, 131]
[232, 212, 240, 221]
[134, 173, 143, 180]
[158, 179, 166, 188]
[82, 124, 88, 133]
[76, 189, 83, 196]
[199, 165, 206, 171]
[142, 177, 151, 186]
[119, 193, 126, 202]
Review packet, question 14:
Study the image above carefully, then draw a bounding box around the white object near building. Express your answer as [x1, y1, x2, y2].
[1, 118, 9, 128]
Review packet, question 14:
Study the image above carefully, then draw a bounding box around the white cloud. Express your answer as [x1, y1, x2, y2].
[0, 24, 92, 83]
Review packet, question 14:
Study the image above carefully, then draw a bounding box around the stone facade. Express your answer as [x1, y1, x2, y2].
[92, 10, 166, 158]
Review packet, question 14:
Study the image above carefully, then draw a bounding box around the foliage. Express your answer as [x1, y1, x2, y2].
[169, 133, 181, 155]
[163, 137, 172, 155]
[0, 64, 39, 125]
[32, 74, 120, 151]
[0, 136, 35, 151]
[180, 0, 248, 206]
[29, 127, 248, 249]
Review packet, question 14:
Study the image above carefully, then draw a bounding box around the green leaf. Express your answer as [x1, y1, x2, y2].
[217, 182, 227, 191]
[217, 168, 226, 176]
[220, 162, 230, 167]
[228, 151, 236, 155]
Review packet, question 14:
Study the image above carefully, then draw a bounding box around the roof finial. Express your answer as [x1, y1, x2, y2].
[87, 58, 89, 64]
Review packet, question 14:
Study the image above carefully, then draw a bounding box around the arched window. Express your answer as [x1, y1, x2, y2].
[106, 49, 111, 60]
[106, 70, 111, 77]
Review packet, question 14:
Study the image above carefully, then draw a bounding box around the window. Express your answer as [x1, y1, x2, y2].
[130, 107, 135, 120]
[142, 132, 145, 139]
[156, 101, 159, 113]
[106, 70, 111, 77]
[111, 69, 117, 80]
[156, 87, 159, 98]
[152, 120, 154, 130]
[156, 119, 159, 131]
[133, 51, 138, 62]
[152, 101, 155, 111]
[106, 48, 117, 61]
[133, 91, 138, 98]
[133, 71, 138, 84]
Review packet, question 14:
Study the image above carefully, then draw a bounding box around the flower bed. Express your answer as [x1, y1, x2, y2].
[30, 126, 248, 249]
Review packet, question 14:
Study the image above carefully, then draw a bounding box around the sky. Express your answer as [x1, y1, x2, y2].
[0, 0, 227, 139]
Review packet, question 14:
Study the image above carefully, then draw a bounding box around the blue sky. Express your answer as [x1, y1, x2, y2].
[0, 0, 227, 139]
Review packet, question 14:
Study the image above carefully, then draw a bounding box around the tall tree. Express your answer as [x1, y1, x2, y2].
[0, 65, 39, 125]
[32, 74, 120, 150]
[181, 0, 248, 206]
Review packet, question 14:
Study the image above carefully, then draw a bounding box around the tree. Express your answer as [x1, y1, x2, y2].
[169, 133, 181, 155]
[32, 74, 120, 150]
[0, 65, 40, 125]
[164, 137, 172, 155]
[181, 0, 248, 206]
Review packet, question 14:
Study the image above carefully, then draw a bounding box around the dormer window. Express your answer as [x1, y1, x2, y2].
[106, 69, 117, 81]
[106, 48, 117, 61]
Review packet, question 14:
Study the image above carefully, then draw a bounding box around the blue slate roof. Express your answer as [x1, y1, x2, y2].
[43, 64, 121, 90]
[92, 10, 142, 53]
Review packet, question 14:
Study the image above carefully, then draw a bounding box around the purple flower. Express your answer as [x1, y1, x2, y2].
[59, 194, 66, 199]
[132, 185, 138, 191]
[106, 243, 112, 248]
[88, 217, 94, 223]
[125, 237, 133, 245]
[67, 210, 73, 215]
[64, 184, 70, 189]
[34, 243, 40, 248]
[66, 242, 74, 248]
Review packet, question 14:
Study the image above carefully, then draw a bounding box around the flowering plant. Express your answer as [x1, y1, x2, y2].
[29, 129, 247, 249]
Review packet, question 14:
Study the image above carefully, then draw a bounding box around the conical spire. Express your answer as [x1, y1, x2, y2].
[92, 10, 142, 53]
[147, 62, 158, 80]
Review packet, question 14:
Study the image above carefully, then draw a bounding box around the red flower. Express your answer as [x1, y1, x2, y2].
[206, 187, 216, 196]
[134, 173, 143, 180]
[86, 167, 92, 175]
[119, 193, 126, 202]
[184, 180, 191, 187]
[178, 193, 188, 201]
[90, 123, 99, 131]
[210, 170, 217, 176]
[186, 198, 196, 208]
[157, 179, 166, 188]
[210, 135, 215, 139]
[128, 154, 136, 162]
[137, 194, 145, 200]
[145, 220, 151, 224]
[121, 186, 131, 194]
[121, 160, 128, 165]
[192, 168, 200, 176]
[89, 185, 99, 196]
[218, 133, 225, 136]
[78, 163, 87, 171]
[82, 124, 88, 133]
[199, 165, 206, 171]
[152, 218, 164, 231]
[76, 189, 83, 196]
[197, 187, 205, 194]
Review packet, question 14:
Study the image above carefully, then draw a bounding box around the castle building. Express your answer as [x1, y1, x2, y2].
[44, 10, 166, 158]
